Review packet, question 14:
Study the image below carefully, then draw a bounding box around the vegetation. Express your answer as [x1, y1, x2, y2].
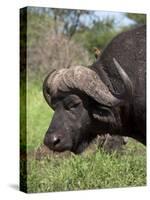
[74, 19, 118, 55]
[20, 7, 147, 193]
[26, 80, 54, 151]
[27, 146, 146, 193]
[125, 13, 146, 26]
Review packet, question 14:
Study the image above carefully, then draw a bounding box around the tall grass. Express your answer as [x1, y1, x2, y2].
[23, 81, 146, 193]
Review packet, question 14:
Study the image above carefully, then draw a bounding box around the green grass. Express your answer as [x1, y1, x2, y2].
[26, 80, 54, 151]
[21, 80, 146, 193]
[27, 146, 146, 193]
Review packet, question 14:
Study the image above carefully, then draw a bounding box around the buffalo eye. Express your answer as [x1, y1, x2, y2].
[93, 105, 112, 117]
[98, 106, 110, 116]
[64, 101, 81, 110]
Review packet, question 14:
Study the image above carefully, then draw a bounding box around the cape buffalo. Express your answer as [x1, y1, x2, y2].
[43, 25, 146, 154]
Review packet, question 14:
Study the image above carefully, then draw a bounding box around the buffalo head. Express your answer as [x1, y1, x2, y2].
[43, 58, 132, 154]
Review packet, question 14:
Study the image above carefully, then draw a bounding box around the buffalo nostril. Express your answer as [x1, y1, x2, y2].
[44, 133, 62, 149]
[52, 135, 61, 146]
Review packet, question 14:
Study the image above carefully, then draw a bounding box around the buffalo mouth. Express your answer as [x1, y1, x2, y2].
[43, 133, 72, 153]
[44, 140, 85, 154]
[44, 139, 72, 153]
[44, 134, 90, 154]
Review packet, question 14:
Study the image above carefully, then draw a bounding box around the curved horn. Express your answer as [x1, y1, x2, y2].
[43, 69, 56, 108]
[43, 60, 133, 108]
[62, 60, 133, 107]
[112, 58, 133, 101]
[62, 66, 121, 107]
